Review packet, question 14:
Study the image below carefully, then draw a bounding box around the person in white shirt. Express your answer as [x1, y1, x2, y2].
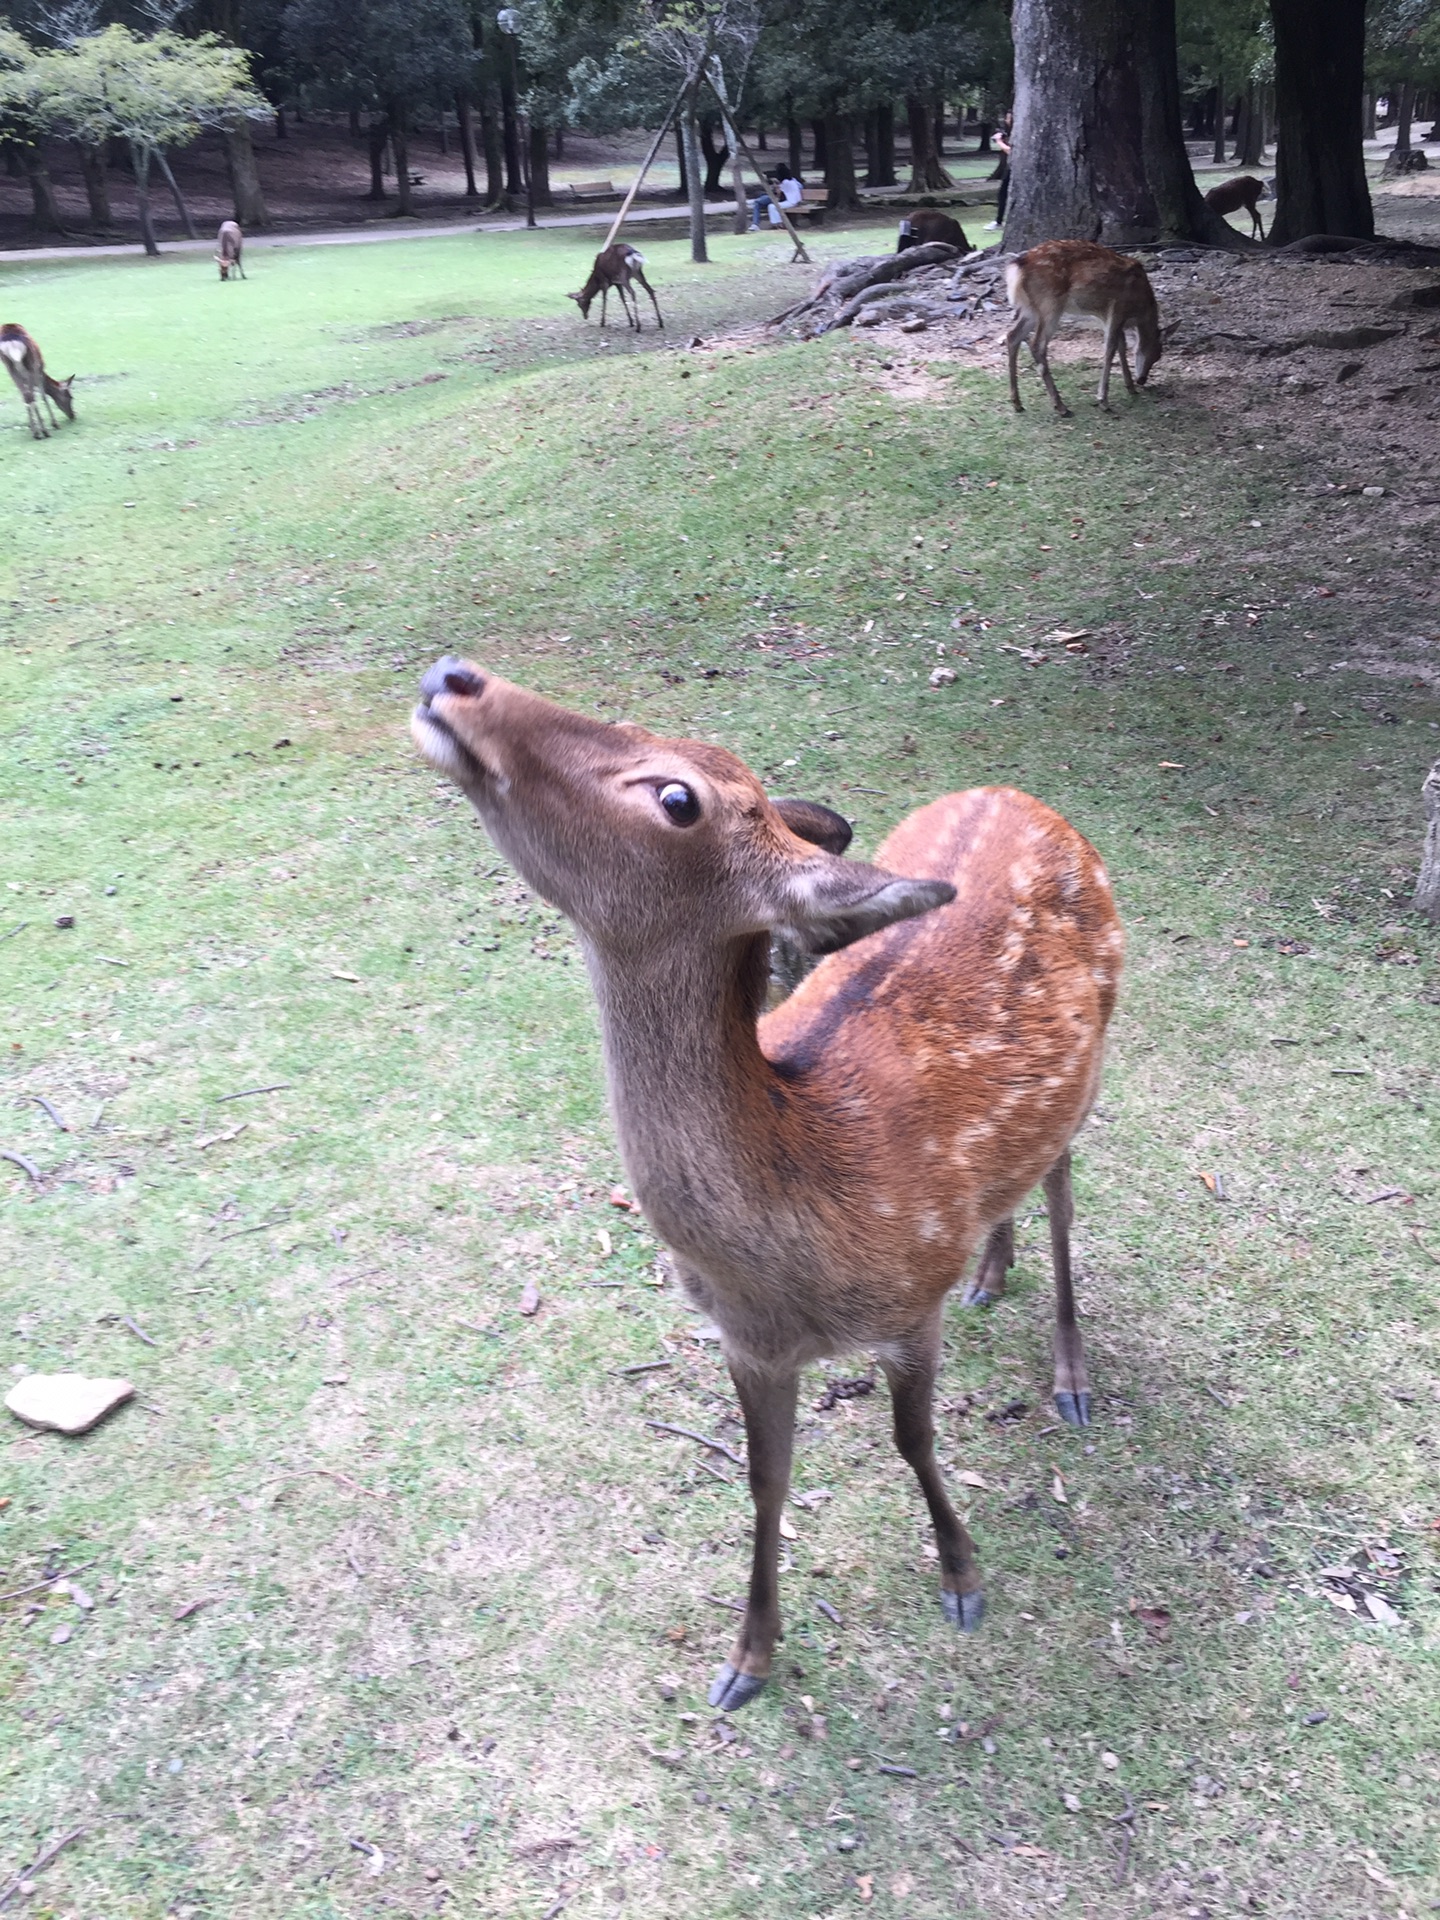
[751, 167, 804, 230]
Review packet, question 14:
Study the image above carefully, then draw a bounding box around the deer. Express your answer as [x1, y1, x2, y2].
[0, 324, 75, 440]
[411, 661, 1123, 1712]
[1204, 174, 1267, 240]
[215, 219, 246, 280]
[1005, 239, 1162, 417]
[568, 243, 663, 331]
[897, 208, 970, 254]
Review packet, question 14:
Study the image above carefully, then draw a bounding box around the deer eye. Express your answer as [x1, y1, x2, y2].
[658, 781, 700, 826]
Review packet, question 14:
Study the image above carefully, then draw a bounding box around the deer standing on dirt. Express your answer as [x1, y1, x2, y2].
[411, 662, 1122, 1711]
[569, 243, 664, 330]
[897, 209, 970, 253]
[1204, 175, 1267, 240]
[1006, 239, 1162, 417]
[0, 324, 75, 440]
[215, 220, 246, 280]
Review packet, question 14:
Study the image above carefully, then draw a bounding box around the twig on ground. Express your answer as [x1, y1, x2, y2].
[216, 1083, 291, 1102]
[0, 1560, 97, 1607]
[1204, 1384, 1231, 1408]
[0, 921, 29, 943]
[121, 1316, 157, 1347]
[645, 1419, 746, 1466]
[702, 1592, 747, 1613]
[173, 1593, 222, 1620]
[694, 1459, 732, 1486]
[1110, 1792, 1136, 1887]
[30, 1095, 68, 1131]
[1, 1149, 42, 1184]
[344, 1548, 366, 1578]
[0, 1825, 86, 1910]
[616, 1359, 672, 1376]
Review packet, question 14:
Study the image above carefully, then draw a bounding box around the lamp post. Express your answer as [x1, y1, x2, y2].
[496, 8, 535, 229]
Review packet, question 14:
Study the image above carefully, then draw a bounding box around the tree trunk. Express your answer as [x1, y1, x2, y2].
[904, 94, 953, 191]
[1238, 83, 1264, 166]
[1007, 0, 1214, 249]
[1212, 69, 1226, 163]
[224, 115, 268, 227]
[824, 110, 860, 209]
[366, 118, 388, 199]
[976, 119, 992, 153]
[866, 102, 897, 186]
[553, 126, 564, 159]
[1269, 0, 1372, 243]
[456, 93, 478, 198]
[1394, 79, 1415, 156]
[131, 141, 159, 255]
[811, 118, 827, 175]
[275, 107, 287, 140]
[1362, 89, 1376, 141]
[527, 122, 553, 205]
[725, 112, 747, 235]
[23, 148, 66, 234]
[674, 123, 688, 197]
[349, 103, 362, 139]
[933, 100, 946, 158]
[756, 125, 767, 151]
[699, 113, 729, 196]
[478, 82, 504, 204]
[77, 141, 111, 230]
[392, 108, 412, 216]
[787, 115, 802, 175]
[682, 95, 708, 262]
[153, 147, 198, 238]
[499, 66, 522, 194]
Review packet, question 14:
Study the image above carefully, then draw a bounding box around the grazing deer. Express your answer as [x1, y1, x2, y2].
[1005, 239, 1162, 416]
[897, 209, 970, 253]
[569, 243, 664, 330]
[411, 663, 1122, 1711]
[215, 219, 246, 280]
[1204, 174, 1267, 240]
[0, 324, 75, 440]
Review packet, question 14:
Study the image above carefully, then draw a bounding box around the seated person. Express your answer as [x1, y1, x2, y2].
[751, 167, 804, 229]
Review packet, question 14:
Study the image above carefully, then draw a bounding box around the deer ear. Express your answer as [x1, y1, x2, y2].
[776, 857, 954, 956]
[771, 796, 853, 856]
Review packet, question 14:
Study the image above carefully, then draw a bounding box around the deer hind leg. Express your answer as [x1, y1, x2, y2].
[636, 271, 664, 330]
[961, 1217, 1015, 1308]
[1044, 1148, 1092, 1427]
[708, 1360, 798, 1711]
[1031, 322, 1071, 417]
[1005, 314, 1031, 410]
[620, 281, 640, 330]
[882, 1311, 985, 1630]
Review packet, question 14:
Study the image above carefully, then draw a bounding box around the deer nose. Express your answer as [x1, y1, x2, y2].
[420, 657, 486, 704]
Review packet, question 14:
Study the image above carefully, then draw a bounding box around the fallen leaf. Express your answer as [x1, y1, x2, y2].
[778, 1514, 797, 1541]
[609, 1185, 636, 1211]
[330, 970, 361, 984]
[856, 1873, 874, 1902]
[519, 1278, 541, 1317]
[928, 666, 957, 688]
[1101, 1750, 1119, 1770]
[1363, 1591, 1401, 1628]
[1129, 1601, 1173, 1642]
[50, 1622, 72, 1645]
[1158, 760, 1186, 770]
[956, 1470, 989, 1490]
[596, 1228, 612, 1257]
[1051, 1472, 1068, 1505]
[1322, 1587, 1358, 1613]
[891, 1871, 915, 1897]
[1062, 1792, 1082, 1812]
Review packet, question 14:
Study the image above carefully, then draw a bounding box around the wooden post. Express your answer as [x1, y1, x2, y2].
[1416, 760, 1440, 920]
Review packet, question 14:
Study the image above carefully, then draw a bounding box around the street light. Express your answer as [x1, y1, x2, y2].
[495, 9, 535, 229]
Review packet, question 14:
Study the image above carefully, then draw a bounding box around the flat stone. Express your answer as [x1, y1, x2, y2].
[5, 1372, 135, 1435]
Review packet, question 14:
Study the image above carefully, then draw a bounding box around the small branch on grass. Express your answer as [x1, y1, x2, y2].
[1, 1149, 42, 1185]
[1110, 1792, 1136, 1887]
[0, 1826, 86, 1911]
[30, 1096, 68, 1132]
[216, 1083, 291, 1102]
[702, 1592, 747, 1613]
[615, 1359, 672, 1376]
[0, 1561, 97, 1607]
[0, 921, 29, 943]
[694, 1459, 732, 1486]
[121, 1316, 157, 1347]
[173, 1593, 222, 1621]
[645, 1420, 745, 1467]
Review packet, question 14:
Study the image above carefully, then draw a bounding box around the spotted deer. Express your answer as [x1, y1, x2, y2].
[0, 324, 75, 440]
[215, 219, 246, 280]
[411, 664, 1122, 1710]
[568, 243, 663, 330]
[1006, 239, 1162, 416]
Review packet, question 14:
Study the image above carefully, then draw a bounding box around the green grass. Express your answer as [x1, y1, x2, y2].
[2, 226, 1438, 1920]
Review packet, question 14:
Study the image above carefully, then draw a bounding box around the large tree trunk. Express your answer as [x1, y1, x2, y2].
[1269, 0, 1372, 243]
[23, 148, 66, 234]
[366, 117, 388, 199]
[787, 114, 802, 175]
[823, 110, 860, 209]
[699, 113, 729, 196]
[1237, 84, 1264, 166]
[682, 94, 708, 262]
[131, 141, 159, 255]
[527, 122, 553, 206]
[392, 107, 412, 215]
[499, 66, 522, 194]
[478, 81, 504, 204]
[1212, 69, 1226, 164]
[1394, 78, 1415, 155]
[153, 147, 198, 238]
[674, 122, 688, 198]
[904, 94, 953, 191]
[811, 117, 828, 175]
[77, 141, 111, 230]
[865, 102, 897, 186]
[456, 93, 478, 198]
[1007, 0, 1214, 250]
[224, 114, 268, 227]
[1362, 89, 1376, 141]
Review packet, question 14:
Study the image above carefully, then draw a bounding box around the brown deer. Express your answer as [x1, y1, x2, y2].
[411, 662, 1122, 1711]
[897, 209, 970, 253]
[568, 243, 663, 330]
[1006, 239, 1162, 417]
[215, 219, 246, 280]
[1204, 174, 1267, 240]
[0, 324, 75, 440]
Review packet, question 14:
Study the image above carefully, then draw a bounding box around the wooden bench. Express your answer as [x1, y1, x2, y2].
[567, 178, 617, 201]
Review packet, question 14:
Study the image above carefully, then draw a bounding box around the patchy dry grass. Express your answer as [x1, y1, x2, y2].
[1, 226, 1438, 1920]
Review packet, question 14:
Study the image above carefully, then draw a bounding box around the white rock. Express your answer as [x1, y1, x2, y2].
[929, 666, 958, 688]
[5, 1373, 135, 1435]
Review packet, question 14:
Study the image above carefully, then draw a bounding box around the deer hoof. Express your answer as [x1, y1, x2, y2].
[960, 1279, 996, 1308]
[708, 1663, 767, 1712]
[941, 1588, 986, 1633]
[1054, 1390, 1091, 1428]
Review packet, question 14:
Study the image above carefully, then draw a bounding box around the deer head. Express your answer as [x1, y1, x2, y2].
[568, 288, 593, 318]
[216, 255, 231, 279]
[49, 375, 75, 420]
[410, 660, 953, 959]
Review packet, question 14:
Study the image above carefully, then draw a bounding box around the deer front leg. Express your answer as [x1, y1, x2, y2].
[960, 1217, 1014, 1308]
[708, 1360, 797, 1712]
[1032, 327, 1072, 417]
[1116, 331, 1139, 397]
[882, 1310, 985, 1630]
[1044, 1148, 1091, 1427]
[598, 286, 609, 328]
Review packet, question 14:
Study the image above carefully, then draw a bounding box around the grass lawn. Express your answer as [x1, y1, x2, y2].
[2, 225, 1437, 1920]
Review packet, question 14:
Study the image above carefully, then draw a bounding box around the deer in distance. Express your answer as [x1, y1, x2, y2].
[1204, 174, 1268, 240]
[0, 324, 75, 440]
[569, 243, 664, 330]
[1006, 239, 1162, 416]
[411, 661, 1123, 1711]
[897, 208, 970, 253]
[215, 219, 246, 280]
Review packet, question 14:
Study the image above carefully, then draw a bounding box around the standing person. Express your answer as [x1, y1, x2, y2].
[985, 112, 1012, 232]
[751, 165, 803, 229]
